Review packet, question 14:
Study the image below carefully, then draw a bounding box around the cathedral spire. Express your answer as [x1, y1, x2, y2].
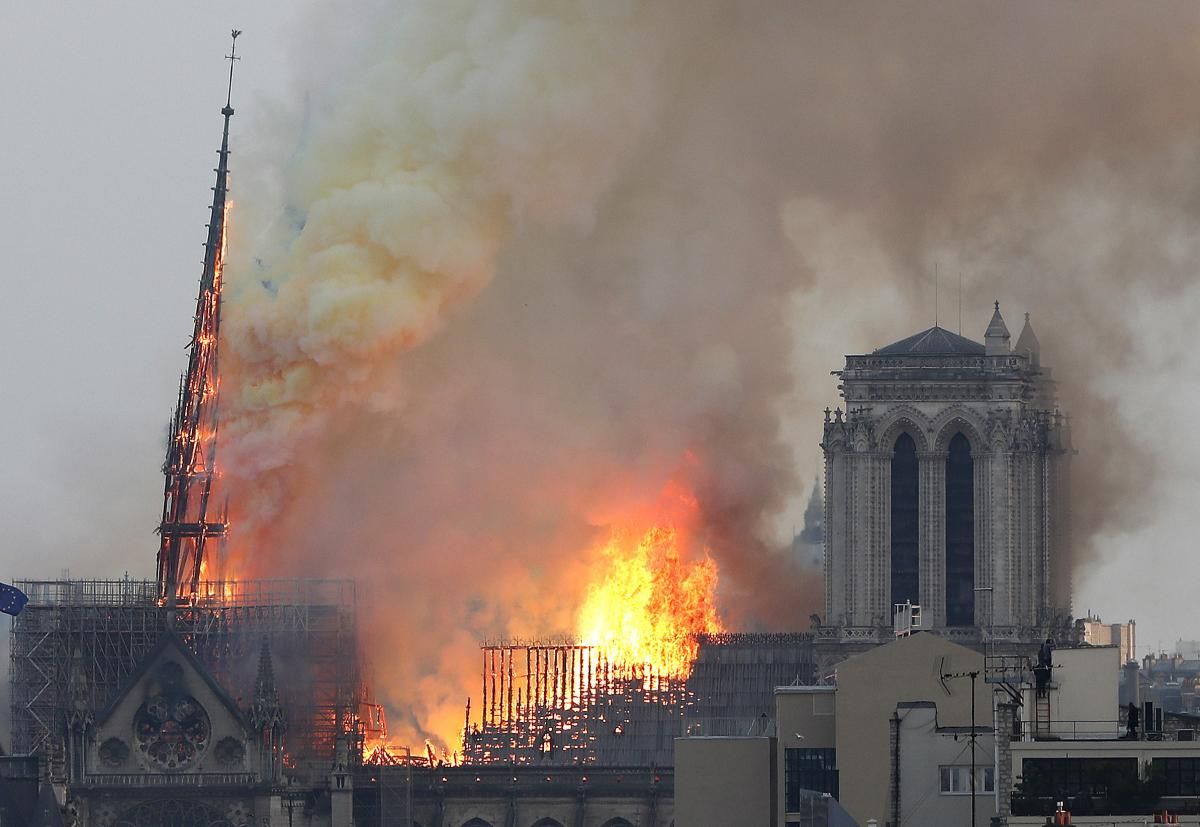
[984, 300, 1011, 356]
[1015, 311, 1041, 365]
[156, 31, 240, 606]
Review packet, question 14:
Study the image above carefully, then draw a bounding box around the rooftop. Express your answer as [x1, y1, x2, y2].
[873, 325, 987, 356]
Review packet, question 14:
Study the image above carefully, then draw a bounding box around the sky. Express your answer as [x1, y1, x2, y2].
[3, 3, 1200, 742]
[0, 4, 312, 581]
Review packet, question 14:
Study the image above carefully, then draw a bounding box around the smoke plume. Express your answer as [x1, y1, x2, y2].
[223, 1, 1200, 744]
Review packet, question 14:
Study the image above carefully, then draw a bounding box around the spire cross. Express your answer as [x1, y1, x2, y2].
[224, 30, 242, 113]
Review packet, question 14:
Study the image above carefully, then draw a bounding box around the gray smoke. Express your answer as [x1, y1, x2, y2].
[223, 1, 1200, 743]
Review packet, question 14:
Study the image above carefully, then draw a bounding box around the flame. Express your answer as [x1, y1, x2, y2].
[196, 559, 237, 602]
[577, 512, 723, 680]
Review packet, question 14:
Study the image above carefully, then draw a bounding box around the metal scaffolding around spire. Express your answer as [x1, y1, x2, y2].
[156, 30, 240, 606]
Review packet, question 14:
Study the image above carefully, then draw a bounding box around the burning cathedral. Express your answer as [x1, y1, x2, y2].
[3, 37, 1078, 827]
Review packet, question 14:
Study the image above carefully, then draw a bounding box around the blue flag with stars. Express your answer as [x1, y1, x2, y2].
[0, 582, 28, 616]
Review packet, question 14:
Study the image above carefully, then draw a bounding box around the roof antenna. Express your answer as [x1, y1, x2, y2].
[958, 270, 963, 335]
[934, 262, 939, 327]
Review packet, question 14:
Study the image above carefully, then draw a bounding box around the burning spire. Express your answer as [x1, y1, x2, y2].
[156, 31, 241, 606]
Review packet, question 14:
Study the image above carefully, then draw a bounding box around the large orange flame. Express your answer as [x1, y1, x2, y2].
[577, 516, 723, 680]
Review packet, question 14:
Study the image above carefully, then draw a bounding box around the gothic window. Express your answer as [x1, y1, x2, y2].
[890, 433, 920, 608]
[945, 433, 975, 626]
[132, 661, 211, 771]
[98, 737, 131, 767]
[213, 736, 245, 767]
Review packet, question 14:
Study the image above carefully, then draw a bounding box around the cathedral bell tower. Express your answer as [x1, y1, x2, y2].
[820, 304, 1071, 645]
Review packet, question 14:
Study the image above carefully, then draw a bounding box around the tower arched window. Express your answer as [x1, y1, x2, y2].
[945, 433, 975, 626]
[891, 433, 920, 608]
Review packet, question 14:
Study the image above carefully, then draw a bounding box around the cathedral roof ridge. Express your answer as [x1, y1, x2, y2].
[873, 325, 986, 356]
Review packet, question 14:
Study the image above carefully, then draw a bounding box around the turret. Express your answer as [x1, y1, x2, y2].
[984, 301, 1011, 356]
[250, 637, 285, 783]
[1014, 312, 1041, 366]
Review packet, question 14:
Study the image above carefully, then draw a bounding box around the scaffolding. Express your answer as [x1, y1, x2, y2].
[10, 578, 360, 780]
[461, 632, 814, 767]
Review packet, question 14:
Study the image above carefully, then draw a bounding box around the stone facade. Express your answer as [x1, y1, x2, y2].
[58, 632, 675, 827]
[64, 633, 287, 827]
[821, 306, 1071, 645]
[354, 765, 672, 827]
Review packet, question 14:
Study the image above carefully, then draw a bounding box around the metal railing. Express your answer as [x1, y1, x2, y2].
[1018, 719, 1123, 740]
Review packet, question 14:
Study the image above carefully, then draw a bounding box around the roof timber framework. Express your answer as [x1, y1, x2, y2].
[461, 633, 815, 767]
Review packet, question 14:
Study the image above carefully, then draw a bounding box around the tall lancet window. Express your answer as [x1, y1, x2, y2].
[945, 433, 975, 626]
[891, 433, 920, 608]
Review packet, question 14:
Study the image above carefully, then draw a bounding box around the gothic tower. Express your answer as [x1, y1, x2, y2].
[820, 304, 1071, 645]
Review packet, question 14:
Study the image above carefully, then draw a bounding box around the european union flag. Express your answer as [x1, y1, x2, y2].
[0, 582, 28, 616]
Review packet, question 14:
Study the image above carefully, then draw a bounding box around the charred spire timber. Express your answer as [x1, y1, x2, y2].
[155, 31, 241, 607]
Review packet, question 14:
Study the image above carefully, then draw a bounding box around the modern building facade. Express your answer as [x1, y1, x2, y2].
[820, 305, 1072, 644]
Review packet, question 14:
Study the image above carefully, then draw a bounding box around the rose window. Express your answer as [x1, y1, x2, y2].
[132, 661, 211, 770]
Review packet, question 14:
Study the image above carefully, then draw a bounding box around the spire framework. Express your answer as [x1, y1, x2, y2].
[156, 31, 240, 606]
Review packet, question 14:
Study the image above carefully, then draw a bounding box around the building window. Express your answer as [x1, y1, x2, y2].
[785, 747, 839, 811]
[945, 432, 974, 626]
[1153, 756, 1200, 796]
[939, 765, 995, 794]
[1017, 757, 1138, 798]
[891, 433, 920, 608]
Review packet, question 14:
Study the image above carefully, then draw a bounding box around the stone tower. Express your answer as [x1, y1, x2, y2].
[820, 304, 1071, 645]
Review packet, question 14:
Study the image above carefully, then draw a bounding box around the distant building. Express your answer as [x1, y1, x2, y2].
[1078, 612, 1136, 663]
[1141, 651, 1200, 714]
[820, 305, 1072, 645]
